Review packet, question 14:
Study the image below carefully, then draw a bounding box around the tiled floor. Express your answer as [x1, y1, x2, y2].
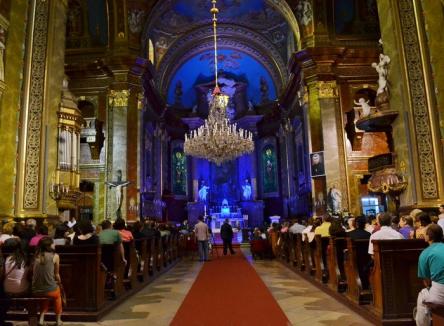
[245, 249, 372, 326]
[12, 250, 372, 326]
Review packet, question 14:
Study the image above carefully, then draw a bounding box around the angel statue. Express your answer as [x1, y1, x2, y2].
[354, 97, 372, 118]
[372, 53, 391, 95]
[105, 169, 131, 218]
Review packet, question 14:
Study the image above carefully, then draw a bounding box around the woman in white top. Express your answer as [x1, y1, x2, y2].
[3, 238, 31, 295]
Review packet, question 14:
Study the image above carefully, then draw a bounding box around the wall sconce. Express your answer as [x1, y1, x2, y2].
[50, 182, 70, 201]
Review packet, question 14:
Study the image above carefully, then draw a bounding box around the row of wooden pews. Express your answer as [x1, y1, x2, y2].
[2, 233, 182, 322]
[277, 233, 433, 325]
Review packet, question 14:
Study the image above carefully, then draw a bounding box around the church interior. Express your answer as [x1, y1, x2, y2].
[0, 0, 444, 325]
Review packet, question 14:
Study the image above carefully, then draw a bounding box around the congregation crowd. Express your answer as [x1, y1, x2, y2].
[250, 205, 444, 326]
[1, 206, 443, 325]
[0, 217, 180, 326]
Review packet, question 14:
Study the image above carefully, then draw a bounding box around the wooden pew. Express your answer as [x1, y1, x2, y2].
[302, 234, 315, 276]
[294, 233, 305, 271]
[314, 235, 329, 283]
[101, 243, 125, 299]
[56, 245, 106, 311]
[279, 232, 290, 263]
[344, 238, 372, 304]
[154, 236, 163, 271]
[135, 238, 148, 282]
[427, 304, 444, 326]
[146, 237, 155, 276]
[327, 237, 347, 293]
[0, 298, 50, 326]
[372, 239, 427, 324]
[122, 241, 138, 290]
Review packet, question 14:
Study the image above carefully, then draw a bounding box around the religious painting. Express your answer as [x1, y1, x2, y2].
[333, 0, 380, 39]
[171, 146, 187, 196]
[210, 160, 237, 205]
[310, 151, 325, 177]
[261, 144, 278, 195]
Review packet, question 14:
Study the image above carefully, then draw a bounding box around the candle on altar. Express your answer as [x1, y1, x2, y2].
[204, 205, 207, 216]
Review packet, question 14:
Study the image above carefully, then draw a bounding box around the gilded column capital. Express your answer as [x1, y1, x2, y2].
[317, 81, 338, 99]
[108, 89, 129, 107]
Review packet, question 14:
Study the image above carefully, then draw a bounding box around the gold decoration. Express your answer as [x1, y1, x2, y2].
[108, 90, 129, 107]
[23, 0, 50, 209]
[398, 0, 438, 199]
[317, 81, 337, 98]
[367, 168, 408, 195]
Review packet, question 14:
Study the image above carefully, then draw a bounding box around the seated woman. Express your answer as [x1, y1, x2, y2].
[113, 218, 134, 242]
[399, 215, 414, 239]
[73, 220, 98, 245]
[32, 237, 63, 326]
[53, 224, 70, 246]
[3, 238, 31, 296]
[413, 213, 432, 239]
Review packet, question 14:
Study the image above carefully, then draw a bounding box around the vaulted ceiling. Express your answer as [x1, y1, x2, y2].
[142, 0, 300, 108]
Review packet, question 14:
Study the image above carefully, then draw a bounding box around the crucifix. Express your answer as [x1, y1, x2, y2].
[105, 169, 131, 219]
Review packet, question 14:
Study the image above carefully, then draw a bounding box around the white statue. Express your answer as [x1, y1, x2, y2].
[354, 97, 372, 118]
[248, 101, 254, 112]
[198, 184, 210, 201]
[328, 185, 342, 213]
[242, 179, 252, 200]
[372, 53, 391, 95]
[105, 170, 131, 213]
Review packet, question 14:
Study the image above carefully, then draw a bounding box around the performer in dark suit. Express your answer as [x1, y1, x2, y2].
[220, 219, 236, 255]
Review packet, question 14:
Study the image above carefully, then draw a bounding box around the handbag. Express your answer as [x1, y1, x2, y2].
[59, 284, 67, 307]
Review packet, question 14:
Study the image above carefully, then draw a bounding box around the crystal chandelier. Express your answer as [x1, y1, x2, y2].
[183, 0, 254, 165]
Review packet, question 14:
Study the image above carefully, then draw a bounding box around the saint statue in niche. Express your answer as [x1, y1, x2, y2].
[327, 184, 342, 214]
[242, 178, 252, 200]
[198, 181, 210, 202]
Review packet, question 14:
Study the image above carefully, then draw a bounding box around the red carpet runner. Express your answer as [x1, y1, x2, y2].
[171, 251, 290, 326]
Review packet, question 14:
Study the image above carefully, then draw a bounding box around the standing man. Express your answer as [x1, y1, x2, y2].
[194, 216, 210, 262]
[220, 219, 236, 255]
[415, 224, 444, 326]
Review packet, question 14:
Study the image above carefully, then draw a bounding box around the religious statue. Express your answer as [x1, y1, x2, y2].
[354, 97, 373, 118]
[198, 182, 210, 201]
[242, 179, 252, 200]
[105, 169, 131, 218]
[372, 53, 391, 96]
[327, 185, 342, 214]
[248, 101, 254, 112]
[295, 0, 313, 26]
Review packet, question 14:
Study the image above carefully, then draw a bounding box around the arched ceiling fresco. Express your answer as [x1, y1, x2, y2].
[143, 0, 300, 108]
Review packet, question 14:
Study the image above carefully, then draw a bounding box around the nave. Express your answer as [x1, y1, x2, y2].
[12, 250, 370, 326]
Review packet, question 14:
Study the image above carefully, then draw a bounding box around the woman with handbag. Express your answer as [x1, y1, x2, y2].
[32, 237, 63, 326]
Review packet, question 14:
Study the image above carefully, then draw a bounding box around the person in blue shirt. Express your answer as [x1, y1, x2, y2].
[415, 224, 444, 326]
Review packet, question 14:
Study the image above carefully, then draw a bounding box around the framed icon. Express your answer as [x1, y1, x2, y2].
[310, 151, 325, 177]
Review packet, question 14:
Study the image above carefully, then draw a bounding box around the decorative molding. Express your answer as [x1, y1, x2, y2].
[23, 0, 50, 209]
[398, 0, 438, 199]
[108, 90, 129, 107]
[155, 24, 287, 96]
[317, 81, 338, 98]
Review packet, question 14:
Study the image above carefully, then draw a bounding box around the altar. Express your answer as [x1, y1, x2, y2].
[209, 203, 244, 232]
